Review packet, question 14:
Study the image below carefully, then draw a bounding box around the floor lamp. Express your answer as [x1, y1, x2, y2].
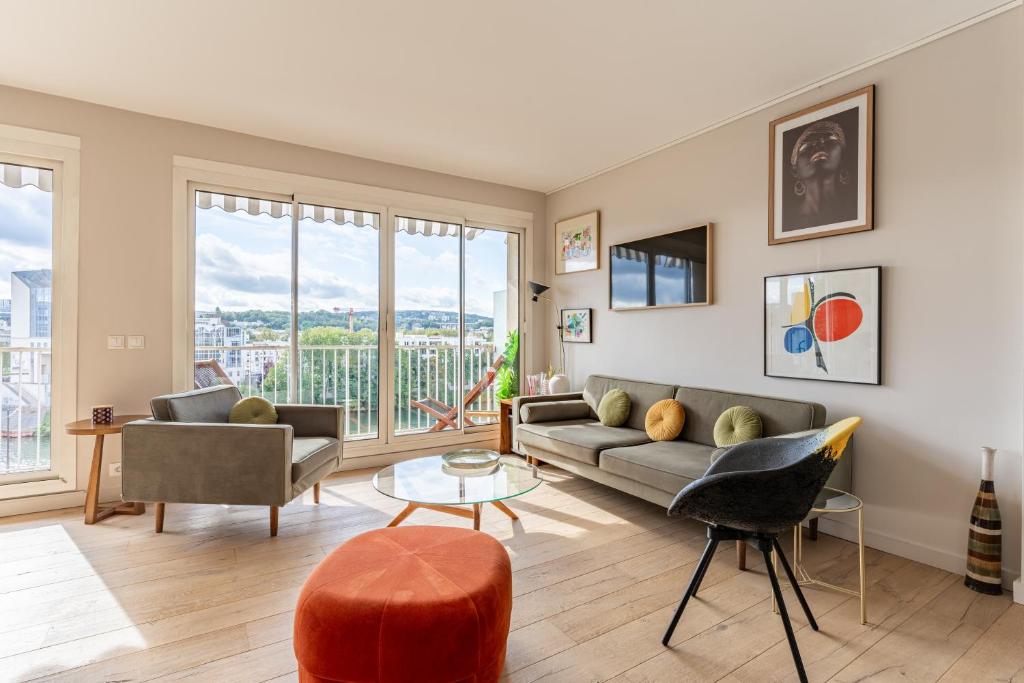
[528, 281, 566, 379]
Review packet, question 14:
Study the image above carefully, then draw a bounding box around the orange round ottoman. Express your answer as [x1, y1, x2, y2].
[294, 526, 512, 683]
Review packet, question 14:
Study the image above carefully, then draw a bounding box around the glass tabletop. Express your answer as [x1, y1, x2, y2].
[373, 454, 541, 506]
[811, 487, 862, 513]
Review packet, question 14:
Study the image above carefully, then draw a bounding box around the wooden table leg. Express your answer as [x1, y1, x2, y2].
[83, 434, 105, 524]
[472, 503, 481, 530]
[83, 433, 145, 524]
[388, 502, 419, 527]
[736, 540, 747, 570]
[491, 500, 518, 521]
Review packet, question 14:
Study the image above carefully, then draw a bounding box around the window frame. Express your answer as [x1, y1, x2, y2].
[174, 157, 531, 461]
[0, 125, 80, 499]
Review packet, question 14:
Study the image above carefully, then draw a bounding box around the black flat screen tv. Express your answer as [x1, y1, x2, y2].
[609, 223, 713, 310]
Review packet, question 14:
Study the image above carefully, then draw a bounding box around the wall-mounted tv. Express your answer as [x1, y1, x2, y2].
[609, 223, 713, 310]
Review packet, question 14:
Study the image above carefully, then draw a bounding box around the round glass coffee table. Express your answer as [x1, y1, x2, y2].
[373, 452, 541, 530]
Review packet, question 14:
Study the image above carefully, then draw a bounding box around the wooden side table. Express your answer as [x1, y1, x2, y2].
[65, 415, 150, 524]
[499, 399, 514, 454]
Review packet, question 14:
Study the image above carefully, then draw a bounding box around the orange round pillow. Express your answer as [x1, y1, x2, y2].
[645, 399, 685, 441]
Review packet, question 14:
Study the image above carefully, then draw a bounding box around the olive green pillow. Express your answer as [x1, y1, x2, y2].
[597, 389, 631, 427]
[229, 396, 278, 425]
[713, 405, 762, 447]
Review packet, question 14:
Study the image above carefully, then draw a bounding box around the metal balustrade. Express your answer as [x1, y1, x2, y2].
[195, 343, 500, 440]
[0, 347, 52, 475]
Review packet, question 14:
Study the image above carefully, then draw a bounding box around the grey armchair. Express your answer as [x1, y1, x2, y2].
[121, 385, 343, 537]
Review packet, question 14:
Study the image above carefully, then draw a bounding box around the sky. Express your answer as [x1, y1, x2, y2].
[0, 183, 52, 300]
[195, 203, 515, 318]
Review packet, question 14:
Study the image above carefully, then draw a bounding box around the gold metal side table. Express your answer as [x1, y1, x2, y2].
[774, 487, 866, 624]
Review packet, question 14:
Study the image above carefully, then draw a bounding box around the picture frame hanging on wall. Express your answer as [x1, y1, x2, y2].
[764, 266, 881, 385]
[560, 308, 592, 343]
[555, 210, 599, 274]
[769, 85, 874, 245]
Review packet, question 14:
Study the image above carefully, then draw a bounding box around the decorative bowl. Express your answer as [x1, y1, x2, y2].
[442, 448, 500, 471]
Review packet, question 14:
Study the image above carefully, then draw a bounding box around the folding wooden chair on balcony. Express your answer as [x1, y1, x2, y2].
[194, 359, 234, 389]
[410, 354, 505, 432]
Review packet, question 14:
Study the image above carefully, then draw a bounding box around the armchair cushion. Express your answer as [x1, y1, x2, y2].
[229, 396, 278, 425]
[159, 385, 243, 423]
[291, 437, 340, 496]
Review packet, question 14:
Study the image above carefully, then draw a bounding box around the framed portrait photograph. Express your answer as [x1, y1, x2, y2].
[560, 308, 592, 343]
[764, 266, 881, 385]
[769, 85, 874, 245]
[555, 210, 599, 274]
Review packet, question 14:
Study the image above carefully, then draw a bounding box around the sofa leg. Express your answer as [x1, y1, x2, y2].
[313, 482, 320, 504]
[270, 506, 279, 537]
[808, 518, 818, 541]
[736, 540, 746, 570]
[155, 502, 165, 533]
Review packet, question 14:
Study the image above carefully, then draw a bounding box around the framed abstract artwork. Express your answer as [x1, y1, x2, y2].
[560, 308, 592, 343]
[764, 266, 881, 385]
[769, 85, 874, 245]
[555, 210, 599, 274]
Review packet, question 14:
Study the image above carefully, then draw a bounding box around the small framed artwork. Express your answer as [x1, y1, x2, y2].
[764, 266, 881, 385]
[561, 308, 592, 343]
[769, 85, 874, 245]
[555, 210, 599, 274]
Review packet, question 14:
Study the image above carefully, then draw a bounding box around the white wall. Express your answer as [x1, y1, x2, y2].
[544, 9, 1023, 583]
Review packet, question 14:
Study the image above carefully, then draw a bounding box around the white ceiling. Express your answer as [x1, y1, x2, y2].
[0, 1, 1014, 192]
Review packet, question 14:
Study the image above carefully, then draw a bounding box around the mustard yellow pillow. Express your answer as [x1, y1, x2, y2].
[229, 396, 278, 425]
[645, 399, 685, 441]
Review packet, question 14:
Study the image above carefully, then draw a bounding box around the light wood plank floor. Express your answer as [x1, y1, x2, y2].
[0, 464, 1019, 682]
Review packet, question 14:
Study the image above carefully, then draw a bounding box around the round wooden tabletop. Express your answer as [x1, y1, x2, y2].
[64, 414, 151, 436]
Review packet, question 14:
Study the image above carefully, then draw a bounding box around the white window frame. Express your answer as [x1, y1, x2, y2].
[173, 156, 532, 461]
[0, 124, 80, 500]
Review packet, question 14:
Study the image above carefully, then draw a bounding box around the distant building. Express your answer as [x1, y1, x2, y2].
[0, 298, 10, 325]
[10, 270, 51, 348]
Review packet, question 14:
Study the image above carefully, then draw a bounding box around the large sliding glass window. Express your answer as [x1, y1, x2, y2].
[0, 163, 54, 478]
[193, 189, 382, 441]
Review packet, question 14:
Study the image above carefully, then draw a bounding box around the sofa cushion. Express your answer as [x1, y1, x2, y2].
[162, 385, 244, 423]
[600, 440, 715, 495]
[674, 386, 826, 447]
[292, 437, 340, 485]
[520, 400, 593, 424]
[582, 375, 675, 432]
[516, 419, 651, 466]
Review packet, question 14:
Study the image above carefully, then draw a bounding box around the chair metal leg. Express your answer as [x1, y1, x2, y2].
[762, 547, 809, 683]
[690, 539, 719, 597]
[772, 537, 818, 631]
[662, 538, 717, 646]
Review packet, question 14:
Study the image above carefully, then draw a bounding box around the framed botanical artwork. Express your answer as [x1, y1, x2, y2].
[769, 85, 874, 245]
[560, 308, 592, 343]
[555, 210, 599, 274]
[764, 266, 881, 385]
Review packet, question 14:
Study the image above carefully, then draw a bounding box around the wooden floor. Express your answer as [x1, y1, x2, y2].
[0, 464, 1021, 683]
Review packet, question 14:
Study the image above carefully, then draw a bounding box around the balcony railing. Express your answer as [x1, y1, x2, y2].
[0, 347, 52, 475]
[195, 343, 501, 440]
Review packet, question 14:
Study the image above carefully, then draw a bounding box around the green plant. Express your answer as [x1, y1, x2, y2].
[495, 330, 520, 399]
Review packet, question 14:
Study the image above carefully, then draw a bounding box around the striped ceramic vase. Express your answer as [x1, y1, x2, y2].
[965, 447, 1002, 595]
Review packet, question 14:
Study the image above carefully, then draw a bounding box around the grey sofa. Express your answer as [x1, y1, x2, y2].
[513, 375, 850, 567]
[122, 385, 344, 536]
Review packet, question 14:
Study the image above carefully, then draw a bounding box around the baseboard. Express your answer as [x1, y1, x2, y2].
[1014, 578, 1024, 605]
[0, 490, 86, 518]
[816, 517, 1020, 590]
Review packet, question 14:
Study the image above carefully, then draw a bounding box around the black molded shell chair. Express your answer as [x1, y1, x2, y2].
[662, 417, 861, 683]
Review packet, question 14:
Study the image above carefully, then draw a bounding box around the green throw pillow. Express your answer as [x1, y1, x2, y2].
[229, 396, 278, 425]
[597, 389, 631, 427]
[713, 405, 762, 447]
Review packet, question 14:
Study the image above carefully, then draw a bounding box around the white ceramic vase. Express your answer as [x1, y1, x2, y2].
[548, 374, 570, 394]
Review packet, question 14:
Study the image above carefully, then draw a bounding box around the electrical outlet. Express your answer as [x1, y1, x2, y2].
[107, 335, 125, 350]
[109, 462, 122, 477]
[127, 335, 145, 350]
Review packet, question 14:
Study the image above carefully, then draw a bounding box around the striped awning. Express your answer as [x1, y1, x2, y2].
[301, 203, 379, 229]
[196, 191, 291, 218]
[396, 217, 480, 240]
[0, 163, 52, 192]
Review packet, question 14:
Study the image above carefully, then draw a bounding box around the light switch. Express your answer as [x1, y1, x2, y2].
[107, 335, 125, 350]
[127, 335, 145, 350]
